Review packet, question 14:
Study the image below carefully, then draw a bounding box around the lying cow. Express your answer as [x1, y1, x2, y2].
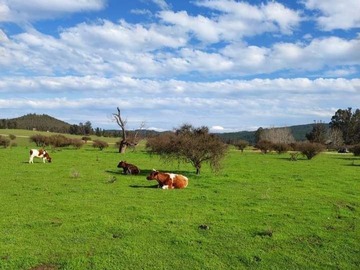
[117, 161, 140, 175]
[146, 170, 188, 189]
[29, 149, 52, 163]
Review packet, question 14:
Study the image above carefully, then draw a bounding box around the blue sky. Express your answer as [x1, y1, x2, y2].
[0, 0, 359, 132]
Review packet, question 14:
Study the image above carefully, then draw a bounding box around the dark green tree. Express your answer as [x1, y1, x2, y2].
[306, 121, 327, 144]
[330, 108, 360, 145]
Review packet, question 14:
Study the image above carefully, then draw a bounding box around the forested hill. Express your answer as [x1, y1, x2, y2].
[0, 113, 71, 133]
[215, 123, 329, 144]
[0, 113, 327, 142]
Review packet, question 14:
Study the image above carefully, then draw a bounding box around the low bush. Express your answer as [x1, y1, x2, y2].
[71, 138, 85, 149]
[256, 140, 273, 154]
[0, 136, 10, 148]
[295, 142, 325, 160]
[233, 140, 249, 152]
[93, 140, 109, 150]
[29, 134, 49, 147]
[273, 143, 290, 154]
[349, 144, 360, 156]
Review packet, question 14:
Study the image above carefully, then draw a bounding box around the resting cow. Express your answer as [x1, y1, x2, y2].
[146, 170, 188, 189]
[117, 161, 140, 175]
[29, 149, 52, 163]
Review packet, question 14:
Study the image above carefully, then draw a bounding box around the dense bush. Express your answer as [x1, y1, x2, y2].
[349, 144, 360, 156]
[71, 139, 85, 149]
[233, 140, 249, 152]
[273, 142, 290, 154]
[295, 142, 325, 160]
[93, 140, 109, 150]
[256, 140, 273, 154]
[29, 134, 49, 147]
[81, 136, 92, 143]
[48, 135, 72, 148]
[0, 136, 10, 148]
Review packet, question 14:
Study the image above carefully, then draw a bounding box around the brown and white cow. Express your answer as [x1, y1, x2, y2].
[146, 170, 188, 189]
[117, 161, 140, 175]
[29, 149, 52, 163]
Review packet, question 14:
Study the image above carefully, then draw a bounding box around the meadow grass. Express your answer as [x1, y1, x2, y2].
[0, 134, 359, 269]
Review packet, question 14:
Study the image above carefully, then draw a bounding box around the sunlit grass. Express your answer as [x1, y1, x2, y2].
[0, 134, 359, 269]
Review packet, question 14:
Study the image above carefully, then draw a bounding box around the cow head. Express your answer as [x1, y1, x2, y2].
[44, 152, 52, 163]
[117, 161, 127, 168]
[146, 169, 158, 180]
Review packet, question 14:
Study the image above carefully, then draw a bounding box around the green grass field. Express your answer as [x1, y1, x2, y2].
[0, 132, 359, 269]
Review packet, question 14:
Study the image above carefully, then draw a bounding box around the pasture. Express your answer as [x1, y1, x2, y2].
[0, 134, 359, 269]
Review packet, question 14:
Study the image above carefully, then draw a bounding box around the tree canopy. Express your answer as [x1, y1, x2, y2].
[146, 124, 228, 174]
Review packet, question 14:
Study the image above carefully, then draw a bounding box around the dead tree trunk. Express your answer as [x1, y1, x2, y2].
[113, 107, 127, 153]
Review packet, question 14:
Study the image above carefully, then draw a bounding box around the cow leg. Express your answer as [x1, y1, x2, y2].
[162, 185, 169, 189]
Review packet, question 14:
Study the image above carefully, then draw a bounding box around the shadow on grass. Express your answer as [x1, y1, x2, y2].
[106, 168, 194, 177]
[129, 184, 159, 189]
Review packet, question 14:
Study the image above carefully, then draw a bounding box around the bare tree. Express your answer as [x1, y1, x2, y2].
[113, 107, 128, 153]
[113, 107, 145, 153]
[260, 127, 295, 144]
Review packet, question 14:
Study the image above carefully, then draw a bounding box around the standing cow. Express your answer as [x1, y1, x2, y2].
[146, 170, 188, 189]
[117, 161, 140, 175]
[29, 149, 52, 163]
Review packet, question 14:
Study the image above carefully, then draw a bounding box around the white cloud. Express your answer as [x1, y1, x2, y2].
[1, 76, 359, 130]
[304, 0, 360, 30]
[0, 0, 106, 23]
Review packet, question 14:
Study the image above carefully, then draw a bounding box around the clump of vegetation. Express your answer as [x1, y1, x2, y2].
[146, 124, 227, 174]
[273, 142, 290, 154]
[0, 135, 10, 148]
[81, 136, 92, 143]
[70, 138, 85, 149]
[70, 169, 81, 178]
[29, 134, 49, 147]
[255, 140, 273, 154]
[296, 142, 325, 160]
[93, 140, 109, 151]
[349, 144, 360, 156]
[233, 140, 249, 152]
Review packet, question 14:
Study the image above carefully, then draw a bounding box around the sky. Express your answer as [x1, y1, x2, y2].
[0, 0, 359, 132]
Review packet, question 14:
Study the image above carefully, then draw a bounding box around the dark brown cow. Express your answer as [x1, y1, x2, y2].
[117, 161, 140, 175]
[146, 170, 188, 189]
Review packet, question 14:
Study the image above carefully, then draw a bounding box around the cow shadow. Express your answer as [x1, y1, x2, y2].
[129, 184, 159, 189]
[105, 169, 155, 177]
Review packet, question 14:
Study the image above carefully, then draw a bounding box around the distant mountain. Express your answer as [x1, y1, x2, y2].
[0, 113, 71, 133]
